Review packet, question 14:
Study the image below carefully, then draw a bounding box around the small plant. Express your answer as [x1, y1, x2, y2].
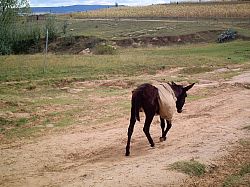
[93, 44, 116, 55]
[169, 160, 206, 176]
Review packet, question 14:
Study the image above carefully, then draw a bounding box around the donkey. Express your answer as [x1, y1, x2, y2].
[125, 82, 195, 156]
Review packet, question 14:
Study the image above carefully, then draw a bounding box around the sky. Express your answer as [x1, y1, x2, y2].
[29, 0, 169, 7]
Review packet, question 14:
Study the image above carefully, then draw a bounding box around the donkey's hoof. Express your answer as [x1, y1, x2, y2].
[125, 151, 130, 156]
[151, 143, 155, 147]
[160, 137, 166, 142]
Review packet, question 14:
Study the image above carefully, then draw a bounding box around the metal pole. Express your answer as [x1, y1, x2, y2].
[43, 29, 48, 73]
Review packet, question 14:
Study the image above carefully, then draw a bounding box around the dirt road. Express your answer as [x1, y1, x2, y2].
[1, 72, 250, 187]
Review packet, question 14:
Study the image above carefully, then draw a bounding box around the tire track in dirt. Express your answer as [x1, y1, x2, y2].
[1, 78, 250, 186]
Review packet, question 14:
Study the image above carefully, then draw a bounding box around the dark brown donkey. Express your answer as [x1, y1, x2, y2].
[125, 82, 195, 156]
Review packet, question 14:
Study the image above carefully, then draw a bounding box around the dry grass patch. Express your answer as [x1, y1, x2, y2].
[169, 160, 206, 176]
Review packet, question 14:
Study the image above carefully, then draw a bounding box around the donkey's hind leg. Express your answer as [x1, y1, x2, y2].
[143, 112, 155, 147]
[125, 117, 136, 156]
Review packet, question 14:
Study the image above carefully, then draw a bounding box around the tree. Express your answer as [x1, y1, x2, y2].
[0, 0, 30, 55]
[0, 0, 30, 24]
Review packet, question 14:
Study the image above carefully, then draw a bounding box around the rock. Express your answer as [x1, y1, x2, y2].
[78, 48, 91, 55]
[46, 124, 54, 128]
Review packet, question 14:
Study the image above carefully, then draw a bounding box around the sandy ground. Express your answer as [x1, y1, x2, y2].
[0, 72, 250, 187]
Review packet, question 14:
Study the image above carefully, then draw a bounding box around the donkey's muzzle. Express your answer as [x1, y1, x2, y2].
[177, 109, 183, 113]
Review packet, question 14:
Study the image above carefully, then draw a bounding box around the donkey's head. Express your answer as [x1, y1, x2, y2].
[169, 82, 195, 113]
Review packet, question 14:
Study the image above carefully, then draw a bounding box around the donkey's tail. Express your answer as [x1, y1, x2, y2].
[131, 90, 142, 122]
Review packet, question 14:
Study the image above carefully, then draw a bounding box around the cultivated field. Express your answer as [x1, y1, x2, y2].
[1, 2, 250, 186]
[64, 2, 250, 19]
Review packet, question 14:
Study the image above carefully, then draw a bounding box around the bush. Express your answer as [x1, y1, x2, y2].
[11, 22, 41, 54]
[93, 44, 116, 55]
[217, 29, 237, 43]
[0, 21, 42, 54]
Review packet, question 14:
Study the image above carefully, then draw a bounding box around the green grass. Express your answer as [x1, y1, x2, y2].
[181, 66, 214, 75]
[0, 41, 249, 83]
[60, 19, 221, 39]
[169, 160, 206, 176]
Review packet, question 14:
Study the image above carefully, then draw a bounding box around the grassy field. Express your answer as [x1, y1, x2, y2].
[0, 40, 250, 141]
[59, 19, 249, 40]
[1, 41, 249, 82]
[55, 17, 250, 40]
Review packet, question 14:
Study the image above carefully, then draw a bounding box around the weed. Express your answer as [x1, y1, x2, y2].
[239, 140, 250, 147]
[223, 163, 250, 187]
[169, 160, 206, 176]
[15, 118, 28, 127]
[238, 163, 250, 176]
[223, 175, 242, 187]
[0, 117, 12, 126]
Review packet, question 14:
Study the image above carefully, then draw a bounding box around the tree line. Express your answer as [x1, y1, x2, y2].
[0, 0, 59, 55]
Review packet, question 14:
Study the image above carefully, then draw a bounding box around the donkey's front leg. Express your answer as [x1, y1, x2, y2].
[143, 113, 155, 147]
[161, 120, 172, 141]
[160, 117, 166, 142]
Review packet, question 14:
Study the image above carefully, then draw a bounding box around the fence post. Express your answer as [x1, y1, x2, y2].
[43, 29, 48, 74]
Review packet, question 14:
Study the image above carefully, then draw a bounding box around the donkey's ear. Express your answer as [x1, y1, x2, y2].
[171, 81, 177, 86]
[184, 83, 195, 91]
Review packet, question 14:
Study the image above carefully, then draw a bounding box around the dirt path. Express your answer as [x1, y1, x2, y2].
[1, 73, 250, 187]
